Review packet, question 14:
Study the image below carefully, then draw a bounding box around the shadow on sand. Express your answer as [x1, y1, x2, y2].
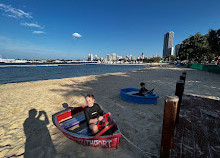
[172, 95, 220, 157]
[23, 109, 56, 158]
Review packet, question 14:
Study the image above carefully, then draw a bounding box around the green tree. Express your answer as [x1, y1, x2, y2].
[119, 58, 126, 62]
[169, 55, 176, 61]
[208, 29, 220, 62]
[152, 57, 162, 62]
[178, 33, 210, 63]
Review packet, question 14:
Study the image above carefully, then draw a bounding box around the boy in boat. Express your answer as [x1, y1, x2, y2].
[84, 94, 110, 134]
[139, 82, 154, 96]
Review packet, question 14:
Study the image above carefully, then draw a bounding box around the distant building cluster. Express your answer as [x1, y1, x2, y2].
[87, 52, 160, 64]
[0, 57, 28, 63]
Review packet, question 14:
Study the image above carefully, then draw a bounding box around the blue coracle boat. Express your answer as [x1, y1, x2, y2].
[120, 88, 159, 104]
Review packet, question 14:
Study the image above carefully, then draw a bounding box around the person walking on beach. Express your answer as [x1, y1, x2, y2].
[84, 94, 110, 135]
[139, 82, 154, 96]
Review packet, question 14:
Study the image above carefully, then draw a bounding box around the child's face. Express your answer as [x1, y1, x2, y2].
[141, 84, 145, 88]
[85, 97, 95, 107]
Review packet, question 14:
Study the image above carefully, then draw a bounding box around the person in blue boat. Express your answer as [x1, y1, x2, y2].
[84, 94, 110, 135]
[139, 82, 154, 96]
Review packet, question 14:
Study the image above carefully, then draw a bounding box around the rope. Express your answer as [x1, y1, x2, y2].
[121, 133, 159, 158]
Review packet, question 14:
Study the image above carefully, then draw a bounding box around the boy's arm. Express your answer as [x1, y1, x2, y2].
[89, 118, 99, 124]
[144, 88, 149, 92]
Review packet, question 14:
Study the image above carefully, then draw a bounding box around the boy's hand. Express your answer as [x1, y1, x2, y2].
[98, 116, 103, 121]
[149, 89, 154, 93]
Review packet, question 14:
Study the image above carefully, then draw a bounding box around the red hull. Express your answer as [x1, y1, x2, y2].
[52, 107, 121, 149]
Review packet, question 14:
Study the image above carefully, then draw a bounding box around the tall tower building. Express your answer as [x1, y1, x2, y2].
[129, 54, 132, 60]
[163, 31, 174, 58]
[95, 55, 99, 60]
[106, 54, 110, 61]
[175, 44, 180, 56]
[88, 54, 93, 61]
[141, 53, 144, 59]
[112, 53, 116, 61]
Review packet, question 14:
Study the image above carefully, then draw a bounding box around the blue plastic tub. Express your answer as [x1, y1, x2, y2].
[120, 88, 159, 104]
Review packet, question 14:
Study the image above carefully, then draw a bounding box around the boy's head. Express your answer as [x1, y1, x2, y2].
[140, 82, 145, 87]
[85, 94, 95, 107]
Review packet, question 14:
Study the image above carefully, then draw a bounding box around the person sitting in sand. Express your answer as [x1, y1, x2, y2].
[84, 94, 110, 135]
[139, 82, 154, 96]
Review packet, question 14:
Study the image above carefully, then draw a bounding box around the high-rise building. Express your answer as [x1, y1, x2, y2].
[112, 53, 116, 61]
[94, 55, 99, 60]
[88, 54, 93, 61]
[171, 47, 174, 56]
[129, 54, 132, 60]
[141, 53, 144, 59]
[163, 31, 174, 58]
[106, 54, 110, 61]
[174, 44, 180, 56]
[132, 56, 136, 60]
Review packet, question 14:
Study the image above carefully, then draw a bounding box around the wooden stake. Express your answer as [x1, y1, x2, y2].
[182, 71, 186, 76]
[160, 95, 179, 158]
[180, 75, 186, 83]
[175, 80, 185, 123]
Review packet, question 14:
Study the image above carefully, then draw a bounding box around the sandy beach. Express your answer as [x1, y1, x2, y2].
[0, 65, 220, 158]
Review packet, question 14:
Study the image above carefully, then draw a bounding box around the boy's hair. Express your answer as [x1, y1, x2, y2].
[140, 82, 145, 86]
[85, 94, 95, 99]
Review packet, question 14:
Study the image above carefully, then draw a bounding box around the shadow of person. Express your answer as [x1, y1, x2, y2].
[23, 109, 56, 158]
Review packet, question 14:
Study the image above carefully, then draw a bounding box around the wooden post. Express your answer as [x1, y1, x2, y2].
[175, 80, 185, 123]
[182, 71, 186, 76]
[160, 95, 179, 158]
[180, 74, 186, 83]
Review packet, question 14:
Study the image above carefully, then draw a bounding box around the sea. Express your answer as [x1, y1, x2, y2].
[0, 63, 146, 84]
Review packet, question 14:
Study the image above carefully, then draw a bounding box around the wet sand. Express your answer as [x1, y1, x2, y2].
[0, 65, 219, 158]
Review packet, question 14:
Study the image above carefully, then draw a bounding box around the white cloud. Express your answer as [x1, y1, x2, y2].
[0, 3, 32, 19]
[32, 31, 45, 34]
[21, 22, 43, 28]
[72, 33, 82, 38]
[0, 4, 46, 34]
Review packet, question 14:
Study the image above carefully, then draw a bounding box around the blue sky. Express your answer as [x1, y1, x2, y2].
[0, 0, 220, 60]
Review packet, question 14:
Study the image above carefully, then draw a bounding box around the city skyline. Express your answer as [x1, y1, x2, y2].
[87, 52, 160, 62]
[0, 0, 220, 60]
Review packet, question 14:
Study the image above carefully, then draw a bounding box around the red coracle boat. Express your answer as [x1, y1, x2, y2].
[52, 106, 121, 149]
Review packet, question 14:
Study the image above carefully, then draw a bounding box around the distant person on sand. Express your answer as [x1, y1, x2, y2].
[84, 94, 110, 135]
[139, 82, 154, 96]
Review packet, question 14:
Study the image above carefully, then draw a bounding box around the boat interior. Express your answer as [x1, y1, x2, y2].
[57, 109, 118, 137]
